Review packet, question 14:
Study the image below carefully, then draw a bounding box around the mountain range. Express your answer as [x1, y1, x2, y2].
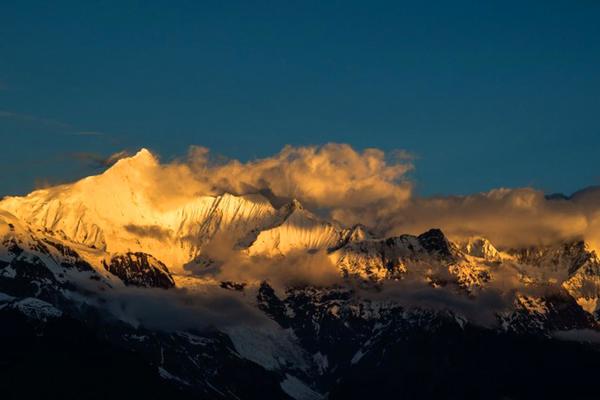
[2, 149, 600, 399]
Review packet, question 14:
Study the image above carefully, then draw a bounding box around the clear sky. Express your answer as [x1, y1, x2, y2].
[1, 1, 599, 196]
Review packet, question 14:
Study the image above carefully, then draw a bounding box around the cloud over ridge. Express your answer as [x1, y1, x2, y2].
[183, 143, 414, 227]
[132, 143, 600, 251]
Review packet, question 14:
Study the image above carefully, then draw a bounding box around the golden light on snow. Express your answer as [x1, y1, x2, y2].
[2, 144, 600, 276]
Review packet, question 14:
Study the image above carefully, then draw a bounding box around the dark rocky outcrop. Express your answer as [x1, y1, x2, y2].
[103, 252, 175, 289]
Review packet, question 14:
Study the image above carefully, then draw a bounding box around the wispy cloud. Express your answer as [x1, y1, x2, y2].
[0, 110, 118, 141]
[0, 110, 71, 129]
[68, 150, 131, 169]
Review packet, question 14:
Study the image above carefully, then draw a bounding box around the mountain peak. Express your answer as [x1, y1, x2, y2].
[102, 148, 158, 176]
[347, 224, 371, 242]
[290, 198, 303, 210]
[280, 198, 304, 215]
[126, 148, 157, 165]
[134, 147, 154, 158]
[460, 236, 501, 260]
[417, 228, 454, 258]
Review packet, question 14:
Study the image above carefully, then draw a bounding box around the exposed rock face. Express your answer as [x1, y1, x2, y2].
[417, 228, 456, 259]
[331, 229, 487, 286]
[102, 252, 175, 288]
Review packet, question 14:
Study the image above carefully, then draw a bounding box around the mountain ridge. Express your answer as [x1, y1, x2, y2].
[2, 149, 600, 399]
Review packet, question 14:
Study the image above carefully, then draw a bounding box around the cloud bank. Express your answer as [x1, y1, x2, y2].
[184, 144, 414, 227]
[120, 143, 413, 223]
[101, 285, 267, 331]
[187, 232, 343, 291]
[128, 143, 600, 251]
[385, 187, 600, 250]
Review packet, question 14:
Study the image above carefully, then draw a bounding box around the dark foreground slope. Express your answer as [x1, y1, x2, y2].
[0, 309, 194, 400]
[329, 324, 600, 400]
[3, 305, 600, 400]
[0, 308, 290, 400]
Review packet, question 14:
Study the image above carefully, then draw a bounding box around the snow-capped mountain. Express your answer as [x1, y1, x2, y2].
[2, 149, 600, 399]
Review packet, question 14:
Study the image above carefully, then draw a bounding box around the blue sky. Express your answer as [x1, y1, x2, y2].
[1, 1, 599, 196]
